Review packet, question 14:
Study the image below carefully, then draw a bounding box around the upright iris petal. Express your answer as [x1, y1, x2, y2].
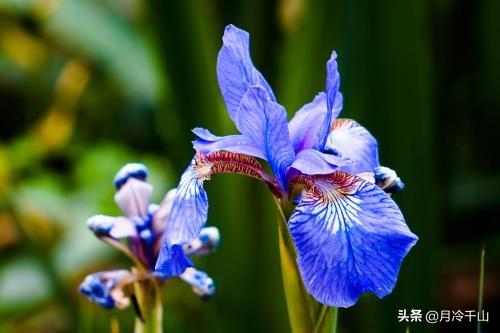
[114, 178, 153, 219]
[288, 52, 343, 153]
[319, 51, 343, 151]
[217, 24, 276, 125]
[236, 86, 295, 190]
[288, 172, 418, 307]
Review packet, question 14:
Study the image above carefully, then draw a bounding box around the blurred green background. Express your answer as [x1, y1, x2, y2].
[0, 0, 499, 332]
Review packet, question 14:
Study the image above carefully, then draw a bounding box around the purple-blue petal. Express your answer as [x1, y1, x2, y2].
[288, 93, 328, 152]
[155, 244, 194, 277]
[288, 148, 349, 175]
[288, 52, 343, 153]
[237, 86, 295, 190]
[179, 267, 216, 298]
[288, 172, 418, 307]
[155, 158, 209, 275]
[325, 119, 379, 174]
[317, 51, 343, 151]
[79, 270, 131, 309]
[217, 24, 276, 126]
[114, 178, 152, 219]
[192, 127, 265, 159]
[161, 159, 208, 247]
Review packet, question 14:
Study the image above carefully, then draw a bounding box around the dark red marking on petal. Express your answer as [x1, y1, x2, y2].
[194, 151, 281, 196]
[330, 118, 357, 132]
[289, 171, 364, 202]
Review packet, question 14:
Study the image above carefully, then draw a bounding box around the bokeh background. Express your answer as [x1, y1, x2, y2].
[0, 0, 499, 332]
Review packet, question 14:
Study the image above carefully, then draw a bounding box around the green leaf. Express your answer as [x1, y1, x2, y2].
[45, 0, 162, 102]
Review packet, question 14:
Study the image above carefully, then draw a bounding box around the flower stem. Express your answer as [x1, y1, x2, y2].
[313, 305, 338, 333]
[477, 245, 485, 333]
[278, 218, 313, 333]
[274, 197, 338, 333]
[313, 305, 328, 333]
[330, 307, 338, 333]
[133, 279, 163, 333]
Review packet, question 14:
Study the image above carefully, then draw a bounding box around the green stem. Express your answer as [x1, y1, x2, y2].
[313, 305, 328, 333]
[278, 217, 313, 333]
[330, 307, 338, 333]
[476, 246, 485, 333]
[134, 279, 163, 333]
[275, 197, 338, 333]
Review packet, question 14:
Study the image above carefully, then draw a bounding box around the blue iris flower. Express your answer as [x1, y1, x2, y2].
[80, 164, 220, 309]
[155, 25, 418, 307]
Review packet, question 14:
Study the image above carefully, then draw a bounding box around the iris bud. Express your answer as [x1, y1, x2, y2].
[113, 163, 149, 189]
[180, 267, 216, 299]
[79, 270, 131, 309]
[374, 166, 405, 193]
[87, 215, 114, 236]
[184, 227, 220, 255]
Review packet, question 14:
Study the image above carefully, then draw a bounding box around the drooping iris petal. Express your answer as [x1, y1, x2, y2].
[318, 51, 343, 151]
[289, 148, 349, 176]
[288, 171, 418, 307]
[156, 151, 278, 275]
[79, 270, 133, 309]
[325, 119, 379, 174]
[217, 24, 275, 125]
[192, 127, 265, 159]
[155, 244, 194, 277]
[184, 226, 220, 256]
[161, 157, 209, 248]
[237, 86, 295, 190]
[114, 178, 153, 219]
[87, 215, 137, 239]
[179, 267, 216, 299]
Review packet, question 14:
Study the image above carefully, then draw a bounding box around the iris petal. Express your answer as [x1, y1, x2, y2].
[288, 93, 328, 152]
[217, 24, 275, 125]
[161, 158, 209, 248]
[288, 171, 418, 307]
[192, 127, 265, 159]
[155, 244, 194, 277]
[289, 148, 349, 176]
[114, 178, 153, 219]
[237, 86, 295, 190]
[325, 119, 379, 174]
[156, 151, 277, 275]
[288, 52, 343, 153]
[318, 51, 343, 151]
